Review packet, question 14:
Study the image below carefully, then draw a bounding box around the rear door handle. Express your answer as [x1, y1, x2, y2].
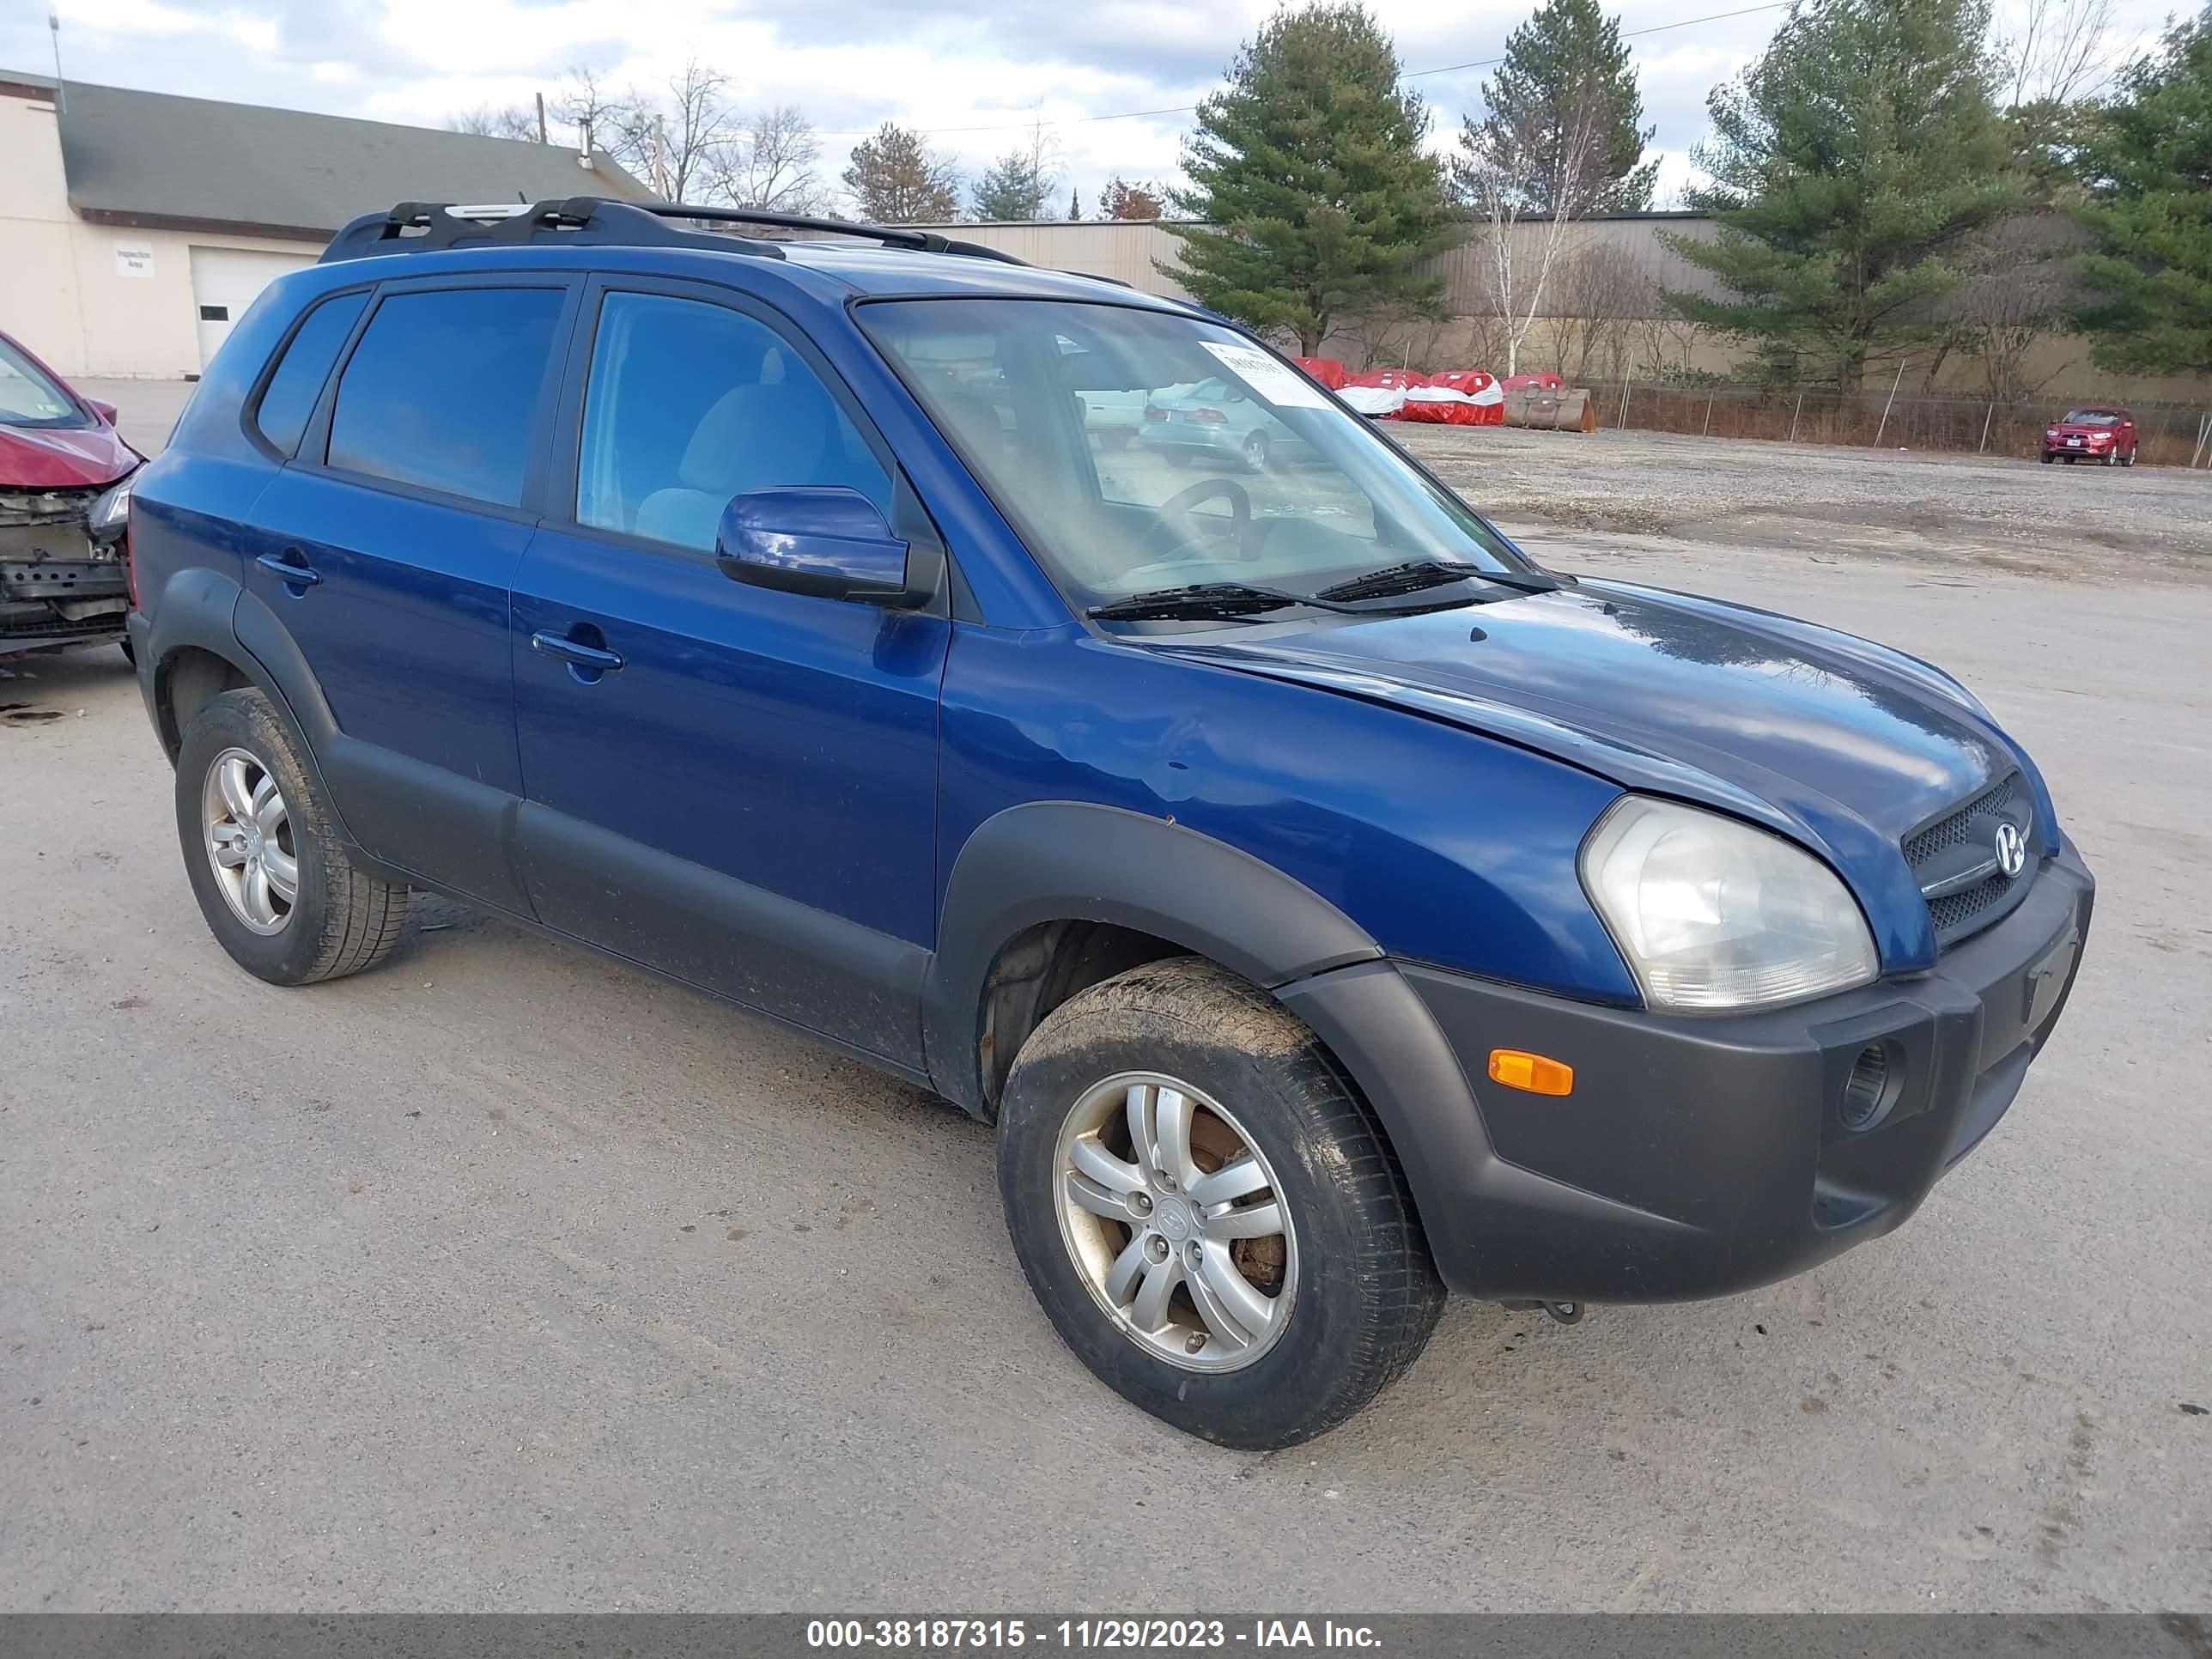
[530, 629, 624, 672]
[255, 550, 320, 586]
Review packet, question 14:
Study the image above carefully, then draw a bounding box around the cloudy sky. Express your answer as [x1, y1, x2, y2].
[1, 0, 2180, 212]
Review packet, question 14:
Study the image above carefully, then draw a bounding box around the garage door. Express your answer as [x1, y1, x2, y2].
[189, 246, 314, 368]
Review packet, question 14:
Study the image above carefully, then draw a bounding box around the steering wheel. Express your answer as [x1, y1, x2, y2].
[1140, 477, 1252, 562]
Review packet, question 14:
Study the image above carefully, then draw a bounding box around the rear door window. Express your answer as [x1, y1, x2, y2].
[325, 287, 566, 507]
[252, 291, 368, 457]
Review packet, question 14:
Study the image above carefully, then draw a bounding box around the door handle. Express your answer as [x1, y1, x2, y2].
[255, 550, 320, 586]
[530, 629, 624, 672]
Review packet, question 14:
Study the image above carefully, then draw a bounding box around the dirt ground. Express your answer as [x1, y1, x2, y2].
[1396, 422, 2212, 583]
[3, 386, 2209, 1613]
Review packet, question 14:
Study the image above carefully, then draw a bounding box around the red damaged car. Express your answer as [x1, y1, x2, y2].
[2, 328, 142, 659]
[2041, 405, 2138, 467]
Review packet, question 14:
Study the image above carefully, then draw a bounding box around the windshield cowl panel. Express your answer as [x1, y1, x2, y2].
[857, 297, 1541, 617]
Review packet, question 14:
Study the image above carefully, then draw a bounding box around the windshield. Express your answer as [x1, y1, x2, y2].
[0, 337, 88, 430]
[2061, 410, 2121, 426]
[858, 299, 1535, 611]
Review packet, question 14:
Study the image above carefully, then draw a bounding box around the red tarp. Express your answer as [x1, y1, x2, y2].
[1291, 356, 1349, 389]
[1500, 372, 1565, 392]
[1395, 397, 1483, 425]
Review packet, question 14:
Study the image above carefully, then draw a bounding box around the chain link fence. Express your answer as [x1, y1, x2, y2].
[1577, 380, 2212, 469]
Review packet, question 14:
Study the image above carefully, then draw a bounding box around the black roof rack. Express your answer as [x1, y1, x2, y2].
[320, 197, 1033, 269]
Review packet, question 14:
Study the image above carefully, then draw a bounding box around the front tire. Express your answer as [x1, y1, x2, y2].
[174, 687, 409, 986]
[996, 957, 1443, 1448]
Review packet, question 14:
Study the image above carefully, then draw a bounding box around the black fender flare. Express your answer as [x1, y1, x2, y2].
[139, 568, 380, 871]
[923, 801, 1382, 1114]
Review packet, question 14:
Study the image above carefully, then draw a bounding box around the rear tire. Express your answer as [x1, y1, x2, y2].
[174, 687, 409, 986]
[996, 957, 1443, 1448]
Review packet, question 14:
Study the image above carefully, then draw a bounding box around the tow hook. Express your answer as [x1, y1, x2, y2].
[1501, 1298, 1589, 1326]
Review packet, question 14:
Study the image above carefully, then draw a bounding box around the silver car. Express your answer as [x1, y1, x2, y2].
[1136, 377, 1307, 471]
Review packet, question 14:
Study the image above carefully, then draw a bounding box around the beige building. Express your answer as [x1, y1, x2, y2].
[1, 70, 648, 380]
[943, 215, 2197, 404]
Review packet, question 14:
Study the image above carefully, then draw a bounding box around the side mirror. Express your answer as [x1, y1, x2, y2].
[714, 486, 942, 611]
[86, 398, 119, 424]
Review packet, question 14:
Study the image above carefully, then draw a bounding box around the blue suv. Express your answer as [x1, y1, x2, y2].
[125, 199, 2094, 1448]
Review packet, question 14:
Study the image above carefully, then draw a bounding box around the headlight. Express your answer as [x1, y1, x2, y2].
[89, 474, 136, 533]
[1580, 797, 1879, 1011]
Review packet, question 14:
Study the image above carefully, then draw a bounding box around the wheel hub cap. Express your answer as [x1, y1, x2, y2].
[1054, 1072, 1297, 1374]
[201, 746, 299, 936]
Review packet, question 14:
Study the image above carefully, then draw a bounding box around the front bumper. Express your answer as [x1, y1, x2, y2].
[2, 555, 129, 651]
[1279, 840, 2094, 1303]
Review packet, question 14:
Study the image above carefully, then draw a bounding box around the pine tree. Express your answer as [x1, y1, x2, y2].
[1662, 0, 2019, 391]
[842, 123, 961, 223]
[1069, 188, 1084, 220]
[2070, 8, 2212, 375]
[1167, 3, 1454, 356]
[1465, 0, 1657, 216]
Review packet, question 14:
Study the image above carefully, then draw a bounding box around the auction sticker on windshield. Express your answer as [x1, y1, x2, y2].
[1202, 341, 1330, 409]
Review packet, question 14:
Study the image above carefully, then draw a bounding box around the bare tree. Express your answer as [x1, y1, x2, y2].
[1452, 77, 1611, 374]
[1335, 300, 1459, 372]
[647, 55, 742, 203]
[1945, 215, 2084, 402]
[447, 103, 538, 141]
[553, 65, 647, 172]
[711, 105, 829, 215]
[1628, 311, 1711, 381]
[1998, 0, 2121, 112]
[1996, 0, 2123, 177]
[1546, 242, 1649, 382]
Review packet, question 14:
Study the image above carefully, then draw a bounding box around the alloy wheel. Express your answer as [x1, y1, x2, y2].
[202, 746, 298, 934]
[1053, 1071, 1297, 1373]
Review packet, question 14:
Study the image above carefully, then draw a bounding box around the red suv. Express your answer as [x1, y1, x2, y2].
[2041, 406, 2137, 466]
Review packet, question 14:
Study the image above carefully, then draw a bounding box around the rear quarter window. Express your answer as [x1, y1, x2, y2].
[252, 291, 368, 458]
[324, 287, 566, 507]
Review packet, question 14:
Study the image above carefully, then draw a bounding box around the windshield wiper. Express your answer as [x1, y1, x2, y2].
[1086, 583, 1297, 622]
[1315, 560, 1556, 602]
[1086, 580, 1475, 623]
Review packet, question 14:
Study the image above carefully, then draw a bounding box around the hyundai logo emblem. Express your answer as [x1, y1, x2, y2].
[1994, 821, 2027, 878]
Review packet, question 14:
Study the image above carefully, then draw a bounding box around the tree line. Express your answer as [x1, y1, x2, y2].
[1167, 0, 2208, 385]
[450, 0, 2209, 387]
[447, 65, 1169, 224]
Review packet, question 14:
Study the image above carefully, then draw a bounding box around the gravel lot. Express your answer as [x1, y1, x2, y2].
[3, 392, 2209, 1613]
[1398, 422, 2212, 582]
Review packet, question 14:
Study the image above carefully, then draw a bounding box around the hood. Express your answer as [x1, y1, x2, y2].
[1149, 580, 2027, 967]
[0, 421, 140, 490]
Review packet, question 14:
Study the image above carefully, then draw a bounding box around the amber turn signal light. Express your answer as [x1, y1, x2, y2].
[1488, 1048, 1574, 1096]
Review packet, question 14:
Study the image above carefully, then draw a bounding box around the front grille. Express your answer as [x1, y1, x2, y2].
[1905, 772, 2033, 946]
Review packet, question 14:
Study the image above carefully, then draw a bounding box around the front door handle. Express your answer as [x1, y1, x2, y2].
[530, 629, 624, 672]
[255, 550, 320, 586]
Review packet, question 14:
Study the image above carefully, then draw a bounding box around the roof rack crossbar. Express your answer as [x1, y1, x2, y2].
[323, 196, 1034, 270]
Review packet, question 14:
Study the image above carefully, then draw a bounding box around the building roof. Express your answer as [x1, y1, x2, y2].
[8, 71, 652, 240]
